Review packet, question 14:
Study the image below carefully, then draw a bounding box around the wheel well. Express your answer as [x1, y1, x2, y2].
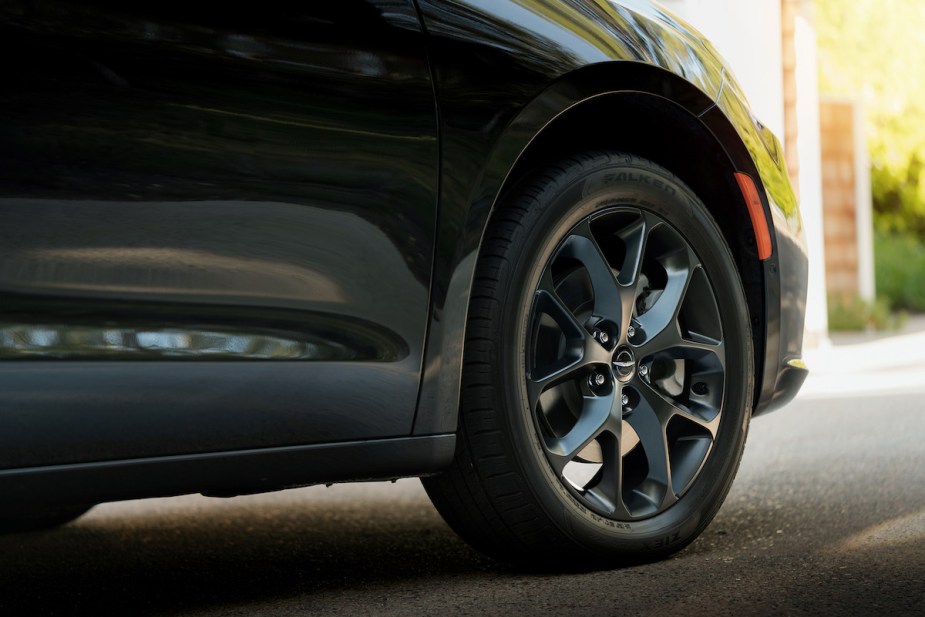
[498, 92, 765, 405]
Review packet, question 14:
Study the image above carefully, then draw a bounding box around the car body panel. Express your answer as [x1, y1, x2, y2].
[0, 0, 438, 466]
[0, 0, 807, 502]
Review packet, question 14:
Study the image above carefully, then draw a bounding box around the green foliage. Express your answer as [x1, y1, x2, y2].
[816, 0, 925, 235]
[871, 154, 925, 236]
[874, 230, 925, 312]
[827, 295, 901, 332]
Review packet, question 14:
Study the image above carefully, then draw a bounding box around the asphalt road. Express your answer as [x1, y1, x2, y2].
[2, 387, 924, 616]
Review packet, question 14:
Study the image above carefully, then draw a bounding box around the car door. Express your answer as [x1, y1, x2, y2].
[0, 1, 438, 468]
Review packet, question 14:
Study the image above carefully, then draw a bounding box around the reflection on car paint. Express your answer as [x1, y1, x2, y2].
[1, 323, 358, 361]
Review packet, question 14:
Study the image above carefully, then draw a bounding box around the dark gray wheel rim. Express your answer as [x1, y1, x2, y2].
[526, 207, 726, 521]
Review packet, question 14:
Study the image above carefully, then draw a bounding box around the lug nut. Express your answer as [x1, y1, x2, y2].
[621, 393, 629, 406]
[692, 382, 709, 396]
[639, 364, 649, 378]
[627, 325, 636, 338]
[588, 372, 606, 388]
[594, 330, 610, 345]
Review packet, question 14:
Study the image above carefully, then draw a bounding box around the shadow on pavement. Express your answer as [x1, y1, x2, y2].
[0, 492, 495, 616]
[3, 393, 925, 617]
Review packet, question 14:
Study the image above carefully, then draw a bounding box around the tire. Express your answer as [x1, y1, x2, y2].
[422, 152, 753, 566]
[0, 504, 93, 534]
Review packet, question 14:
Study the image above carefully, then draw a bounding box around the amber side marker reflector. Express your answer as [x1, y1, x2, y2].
[734, 172, 773, 261]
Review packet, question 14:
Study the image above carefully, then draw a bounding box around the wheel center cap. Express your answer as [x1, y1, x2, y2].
[612, 347, 636, 382]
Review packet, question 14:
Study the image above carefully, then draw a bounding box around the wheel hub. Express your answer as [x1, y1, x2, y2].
[612, 346, 636, 382]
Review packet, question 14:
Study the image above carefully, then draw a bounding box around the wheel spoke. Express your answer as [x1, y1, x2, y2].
[636, 263, 695, 347]
[535, 271, 588, 341]
[585, 426, 632, 518]
[614, 213, 649, 288]
[528, 271, 595, 408]
[636, 378, 718, 437]
[625, 388, 676, 510]
[639, 321, 724, 361]
[526, 357, 584, 412]
[559, 221, 622, 322]
[613, 214, 651, 335]
[544, 391, 619, 475]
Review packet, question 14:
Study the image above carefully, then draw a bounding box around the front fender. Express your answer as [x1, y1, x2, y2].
[413, 62, 718, 435]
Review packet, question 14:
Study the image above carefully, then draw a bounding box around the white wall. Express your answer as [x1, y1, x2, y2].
[659, 0, 785, 137]
[794, 7, 829, 343]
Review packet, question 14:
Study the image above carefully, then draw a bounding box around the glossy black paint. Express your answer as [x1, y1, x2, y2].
[0, 1, 807, 501]
[0, 0, 437, 466]
[0, 362, 422, 467]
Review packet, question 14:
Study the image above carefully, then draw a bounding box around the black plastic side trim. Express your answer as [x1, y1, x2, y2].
[0, 435, 456, 508]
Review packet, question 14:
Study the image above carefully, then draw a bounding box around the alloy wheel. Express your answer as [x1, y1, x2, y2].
[526, 208, 726, 520]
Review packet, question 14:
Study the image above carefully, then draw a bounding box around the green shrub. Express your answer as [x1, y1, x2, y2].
[827, 294, 904, 332]
[874, 230, 925, 312]
[872, 156, 925, 237]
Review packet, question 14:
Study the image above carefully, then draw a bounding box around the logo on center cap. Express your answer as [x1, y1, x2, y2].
[613, 348, 636, 382]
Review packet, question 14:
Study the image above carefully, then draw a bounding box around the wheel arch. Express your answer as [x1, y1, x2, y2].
[495, 92, 768, 416]
[413, 62, 770, 436]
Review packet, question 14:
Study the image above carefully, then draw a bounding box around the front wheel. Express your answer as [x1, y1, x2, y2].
[423, 152, 753, 565]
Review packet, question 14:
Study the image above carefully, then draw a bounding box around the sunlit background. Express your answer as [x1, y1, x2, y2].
[662, 0, 925, 354]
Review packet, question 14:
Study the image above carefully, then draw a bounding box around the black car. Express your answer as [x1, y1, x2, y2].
[0, 0, 808, 565]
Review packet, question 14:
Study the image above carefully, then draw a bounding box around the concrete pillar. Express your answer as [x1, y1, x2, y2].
[793, 1, 829, 345]
[853, 102, 876, 302]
